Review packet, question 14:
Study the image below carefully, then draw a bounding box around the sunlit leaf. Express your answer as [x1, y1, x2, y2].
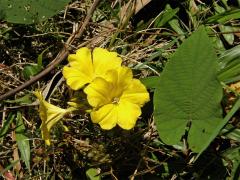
[154, 5, 179, 28]
[0, 0, 70, 24]
[154, 26, 223, 153]
[4, 94, 32, 104]
[86, 168, 101, 180]
[22, 64, 42, 80]
[206, 9, 240, 24]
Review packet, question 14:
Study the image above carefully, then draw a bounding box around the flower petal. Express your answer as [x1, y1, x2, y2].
[63, 66, 92, 90]
[106, 66, 132, 86]
[68, 47, 92, 67]
[40, 124, 51, 146]
[84, 77, 112, 107]
[34, 91, 69, 145]
[117, 100, 141, 130]
[91, 104, 117, 129]
[121, 79, 150, 106]
[102, 67, 133, 98]
[93, 48, 122, 77]
[63, 47, 94, 90]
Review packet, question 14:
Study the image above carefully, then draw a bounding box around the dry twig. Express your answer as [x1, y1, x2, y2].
[0, 0, 101, 101]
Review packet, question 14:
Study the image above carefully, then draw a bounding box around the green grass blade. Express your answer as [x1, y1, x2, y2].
[206, 9, 240, 24]
[0, 113, 15, 140]
[218, 44, 240, 83]
[15, 111, 31, 171]
[154, 5, 179, 28]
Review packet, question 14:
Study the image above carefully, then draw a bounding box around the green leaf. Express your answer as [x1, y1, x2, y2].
[86, 168, 101, 180]
[141, 76, 160, 89]
[218, 44, 240, 69]
[0, 113, 15, 140]
[218, 61, 240, 83]
[4, 94, 32, 104]
[222, 146, 240, 179]
[168, 18, 185, 40]
[37, 46, 53, 66]
[219, 25, 234, 45]
[0, 0, 70, 24]
[206, 9, 240, 24]
[154, 26, 223, 153]
[15, 111, 30, 171]
[221, 124, 240, 142]
[206, 26, 225, 52]
[154, 5, 179, 28]
[218, 45, 240, 83]
[22, 64, 42, 80]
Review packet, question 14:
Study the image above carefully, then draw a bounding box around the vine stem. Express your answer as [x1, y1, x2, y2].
[0, 0, 101, 102]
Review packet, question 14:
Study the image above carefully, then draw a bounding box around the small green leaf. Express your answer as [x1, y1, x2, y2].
[86, 168, 101, 180]
[206, 9, 240, 24]
[168, 18, 185, 40]
[15, 111, 30, 171]
[218, 64, 240, 83]
[37, 46, 52, 66]
[154, 5, 179, 28]
[218, 44, 240, 69]
[4, 94, 32, 104]
[0, 113, 15, 140]
[154, 26, 223, 153]
[219, 25, 234, 45]
[222, 146, 240, 179]
[218, 45, 240, 83]
[22, 64, 42, 80]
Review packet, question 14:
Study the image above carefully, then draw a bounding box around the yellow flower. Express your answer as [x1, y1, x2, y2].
[34, 91, 74, 145]
[84, 67, 150, 130]
[62, 47, 122, 90]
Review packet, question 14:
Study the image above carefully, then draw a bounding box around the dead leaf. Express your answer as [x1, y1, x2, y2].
[119, 0, 152, 27]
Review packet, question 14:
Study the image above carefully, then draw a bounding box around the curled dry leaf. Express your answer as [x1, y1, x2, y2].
[119, 0, 152, 26]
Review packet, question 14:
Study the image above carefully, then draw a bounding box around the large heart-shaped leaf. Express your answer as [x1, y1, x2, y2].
[154, 26, 223, 153]
[0, 0, 70, 24]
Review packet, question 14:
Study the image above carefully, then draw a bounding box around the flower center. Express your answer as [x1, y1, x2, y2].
[112, 97, 120, 104]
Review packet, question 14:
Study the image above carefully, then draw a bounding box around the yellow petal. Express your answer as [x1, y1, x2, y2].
[105, 66, 132, 86]
[62, 125, 69, 132]
[84, 77, 112, 107]
[68, 47, 92, 67]
[90, 104, 117, 129]
[117, 100, 141, 130]
[34, 91, 70, 145]
[63, 66, 92, 90]
[92, 48, 122, 77]
[40, 124, 51, 146]
[121, 79, 150, 106]
[63, 47, 94, 90]
[100, 67, 133, 98]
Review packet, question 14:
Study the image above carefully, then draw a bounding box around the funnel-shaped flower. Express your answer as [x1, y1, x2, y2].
[63, 47, 122, 90]
[34, 91, 74, 145]
[84, 67, 150, 130]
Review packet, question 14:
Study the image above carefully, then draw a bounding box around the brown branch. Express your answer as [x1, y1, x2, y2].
[0, 0, 101, 102]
